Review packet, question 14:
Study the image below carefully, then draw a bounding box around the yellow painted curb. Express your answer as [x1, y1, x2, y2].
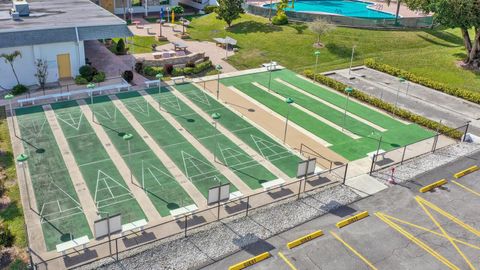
[453, 165, 479, 179]
[228, 252, 271, 270]
[419, 179, 448, 193]
[336, 211, 369, 228]
[287, 230, 323, 249]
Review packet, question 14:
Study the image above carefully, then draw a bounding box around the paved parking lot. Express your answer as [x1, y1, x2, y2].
[203, 150, 480, 269]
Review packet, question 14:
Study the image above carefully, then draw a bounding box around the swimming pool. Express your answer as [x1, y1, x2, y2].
[263, 0, 397, 19]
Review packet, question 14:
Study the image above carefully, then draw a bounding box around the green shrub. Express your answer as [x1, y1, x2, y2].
[272, 13, 288, 25]
[144, 66, 164, 77]
[11, 84, 28, 95]
[364, 58, 480, 105]
[172, 6, 184, 14]
[193, 60, 212, 73]
[116, 38, 127, 55]
[75, 75, 89, 85]
[79, 65, 95, 81]
[204, 5, 218, 14]
[303, 70, 464, 139]
[171, 68, 184, 76]
[92, 71, 106, 83]
[0, 223, 14, 248]
[183, 67, 194, 75]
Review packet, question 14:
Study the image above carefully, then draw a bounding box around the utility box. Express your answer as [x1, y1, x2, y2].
[12, 1, 30, 16]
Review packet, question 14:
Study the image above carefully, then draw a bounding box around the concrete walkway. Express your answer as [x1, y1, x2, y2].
[43, 105, 98, 232]
[108, 95, 208, 208]
[139, 90, 254, 196]
[128, 23, 238, 73]
[84, 40, 147, 87]
[170, 86, 292, 182]
[76, 99, 164, 223]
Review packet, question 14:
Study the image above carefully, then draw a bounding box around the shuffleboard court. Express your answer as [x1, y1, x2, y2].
[174, 83, 302, 178]
[145, 88, 278, 190]
[86, 95, 195, 215]
[221, 70, 434, 160]
[50, 101, 146, 224]
[115, 91, 237, 197]
[15, 106, 91, 251]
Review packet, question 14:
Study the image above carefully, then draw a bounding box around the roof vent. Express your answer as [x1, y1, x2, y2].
[12, 0, 30, 17]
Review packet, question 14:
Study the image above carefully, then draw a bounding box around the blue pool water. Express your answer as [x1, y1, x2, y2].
[263, 0, 396, 19]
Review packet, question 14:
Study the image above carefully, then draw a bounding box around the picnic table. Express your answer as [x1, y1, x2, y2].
[172, 41, 188, 51]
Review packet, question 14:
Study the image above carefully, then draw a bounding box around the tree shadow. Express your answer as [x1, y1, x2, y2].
[287, 22, 308, 34]
[325, 43, 358, 58]
[416, 34, 459, 48]
[422, 29, 465, 46]
[228, 21, 282, 34]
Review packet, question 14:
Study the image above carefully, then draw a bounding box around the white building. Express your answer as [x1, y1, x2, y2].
[0, 0, 132, 89]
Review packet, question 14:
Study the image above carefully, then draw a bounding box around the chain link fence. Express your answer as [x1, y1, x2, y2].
[245, 4, 434, 29]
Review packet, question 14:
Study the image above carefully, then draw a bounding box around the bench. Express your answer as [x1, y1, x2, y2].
[144, 25, 154, 35]
[170, 204, 198, 219]
[367, 149, 386, 161]
[171, 76, 186, 84]
[52, 92, 71, 101]
[145, 79, 161, 88]
[56, 235, 89, 255]
[229, 191, 243, 201]
[262, 178, 286, 192]
[121, 219, 148, 236]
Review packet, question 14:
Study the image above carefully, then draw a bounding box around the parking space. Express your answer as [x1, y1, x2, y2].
[203, 150, 480, 270]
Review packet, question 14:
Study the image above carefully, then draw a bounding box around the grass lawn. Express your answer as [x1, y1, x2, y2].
[188, 13, 480, 93]
[111, 36, 168, 54]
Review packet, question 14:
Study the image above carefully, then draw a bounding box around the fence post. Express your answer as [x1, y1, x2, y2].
[432, 134, 439, 153]
[343, 163, 348, 184]
[297, 179, 303, 199]
[184, 216, 188, 237]
[245, 196, 250, 217]
[463, 122, 470, 142]
[116, 238, 119, 261]
[369, 154, 376, 175]
[400, 146, 407, 165]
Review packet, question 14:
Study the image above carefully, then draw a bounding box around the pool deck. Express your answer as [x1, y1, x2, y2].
[248, 0, 431, 18]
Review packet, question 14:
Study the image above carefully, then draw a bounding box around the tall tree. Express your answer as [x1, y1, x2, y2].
[308, 19, 336, 47]
[1, 51, 22, 85]
[34, 59, 48, 95]
[403, 0, 480, 67]
[216, 0, 244, 27]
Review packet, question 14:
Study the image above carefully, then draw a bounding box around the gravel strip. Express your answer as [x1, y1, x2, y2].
[76, 184, 360, 270]
[372, 142, 480, 185]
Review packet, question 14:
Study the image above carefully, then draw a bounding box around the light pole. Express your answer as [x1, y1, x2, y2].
[342, 87, 353, 132]
[17, 153, 32, 210]
[123, 133, 133, 184]
[267, 61, 275, 92]
[211, 112, 221, 162]
[87, 83, 96, 121]
[5, 94, 15, 136]
[394, 77, 405, 116]
[283, 98, 294, 144]
[215, 64, 223, 100]
[314, 51, 320, 82]
[348, 45, 356, 79]
[156, 73, 163, 109]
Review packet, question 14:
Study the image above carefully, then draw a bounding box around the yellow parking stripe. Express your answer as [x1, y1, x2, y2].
[452, 180, 480, 197]
[416, 198, 476, 270]
[278, 252, 298, 270]
[330, 231, 378, 270]
[381, 213, 480, 251]
[416, 197, 480, 237]
[376, 212, 460, 270]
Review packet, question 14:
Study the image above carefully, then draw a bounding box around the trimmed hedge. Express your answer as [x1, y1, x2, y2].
[364, 58, 480, 104]
[304, 70, 464, 139]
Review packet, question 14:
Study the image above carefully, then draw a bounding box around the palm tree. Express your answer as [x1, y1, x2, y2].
[385, 0, 402, 25]
[0, 51, 22, 85]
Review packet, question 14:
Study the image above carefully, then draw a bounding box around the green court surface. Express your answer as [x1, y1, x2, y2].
[15, 106, 91, 251]
[221, 70, 434, 161]
[115, 91, 237, 197]
[87, 95, 194, 215]
[174, 83, 302, 178]
[50, 101, 146, 224]
[145, 87, 278, 189]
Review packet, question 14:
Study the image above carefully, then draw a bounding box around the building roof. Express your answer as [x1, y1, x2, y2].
[0, 0, 132, 48]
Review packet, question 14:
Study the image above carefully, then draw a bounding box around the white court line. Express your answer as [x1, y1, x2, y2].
[40, 211, 84, 224]
[122, 149, 152, 158]
[65, 132, 98, 140]
[78, 158, 112, 167]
